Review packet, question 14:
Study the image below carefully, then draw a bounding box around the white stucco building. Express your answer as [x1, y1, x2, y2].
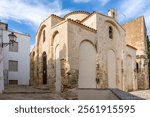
[0, 22, 30, 89]
[0, 27, 4, 93]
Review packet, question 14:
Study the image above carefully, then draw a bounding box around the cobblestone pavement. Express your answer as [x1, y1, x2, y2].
[1, 85, 147, 100]
[0, 86, 119, 100]
[0, 86, 120, 100]
[0, 85, 64, 100]
[130, 90, 150, 100]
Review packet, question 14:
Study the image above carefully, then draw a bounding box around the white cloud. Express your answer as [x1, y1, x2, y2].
[0, 0, 71, 28]
[99, 0, 110, 6]
[143, 7, 150, 35]
[118, 0, 150, 35]
[73, 0, 90, 3]
[119, 0, 148, 19]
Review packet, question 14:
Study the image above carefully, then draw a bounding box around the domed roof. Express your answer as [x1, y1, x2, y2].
[64, 11, 90, 22]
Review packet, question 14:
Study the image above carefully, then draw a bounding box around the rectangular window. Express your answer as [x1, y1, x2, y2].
[9, 42, 18, 52]
[9, 60, 18, 72]
[9, 80, 18, 85]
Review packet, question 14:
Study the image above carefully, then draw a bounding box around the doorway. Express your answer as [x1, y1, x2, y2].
[107, 50, 117, 88]
[43, 52, 47, 84]
[79, 41, 96, 88]
[55, 45, 61, 92]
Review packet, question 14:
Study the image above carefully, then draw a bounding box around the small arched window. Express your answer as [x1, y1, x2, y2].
[109, 26, 113, 39]
[136, 62, 139, 73]
[43, 30, 46, 42]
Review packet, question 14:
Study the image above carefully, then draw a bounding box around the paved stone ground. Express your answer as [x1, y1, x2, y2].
[0, 86, 120, 100]
[0, 85, 64, 100]
[0, 86, 119, 100]
[111, 89, 144, 100]
[130, 90, 150, 100]
[73, 89, 119, 100]
[1, 85, 146, 100]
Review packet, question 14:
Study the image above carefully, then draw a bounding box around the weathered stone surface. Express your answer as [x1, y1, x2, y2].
[123, 16, 149, 90]
[30, 11, 149, 94]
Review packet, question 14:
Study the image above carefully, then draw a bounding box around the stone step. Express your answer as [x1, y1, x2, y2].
[35, 85, 49, 90]
[3, 85, 51, 94]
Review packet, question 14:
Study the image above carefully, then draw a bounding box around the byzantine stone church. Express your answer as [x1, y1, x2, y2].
[30, 10, 149, 92]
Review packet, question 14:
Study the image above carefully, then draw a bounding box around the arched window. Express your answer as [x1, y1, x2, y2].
[136, 62, 139, 73]
[109, 26, 113, 39]
[43, 30, 46, 42]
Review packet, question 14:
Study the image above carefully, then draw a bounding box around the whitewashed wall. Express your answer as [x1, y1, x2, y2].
[0, 29, 4, 93]
[3, 30, 30, 85]
[0, 57, 4, 93]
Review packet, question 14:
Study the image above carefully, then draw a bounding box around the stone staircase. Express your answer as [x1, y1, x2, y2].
[35, 85, 49, 90]
[3, 85, 51, 94]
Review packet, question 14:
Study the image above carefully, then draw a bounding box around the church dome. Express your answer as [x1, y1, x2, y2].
[64, 11, 90, 22]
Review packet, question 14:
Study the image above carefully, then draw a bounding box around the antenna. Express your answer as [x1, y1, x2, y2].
[117, 11, 127, 19]
[147, 35, 150, 40]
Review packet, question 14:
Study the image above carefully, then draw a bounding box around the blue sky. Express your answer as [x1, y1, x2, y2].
[0, 0, 150, 50]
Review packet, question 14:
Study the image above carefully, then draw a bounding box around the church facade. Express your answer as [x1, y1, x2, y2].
[30, 10, 149, 92]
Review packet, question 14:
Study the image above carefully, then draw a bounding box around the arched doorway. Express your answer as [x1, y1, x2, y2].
[107, 50, 117, 88]
[52, 32, 61, 92]
[42, 52, 47, 84]
[55, 45, 61, 92]
[126, 55, 133, 91]
[79, 41, 96, 88]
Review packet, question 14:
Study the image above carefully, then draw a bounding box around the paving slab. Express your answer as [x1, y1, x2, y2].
[74, 89, 119, 100]
[130, 90, 150, 100]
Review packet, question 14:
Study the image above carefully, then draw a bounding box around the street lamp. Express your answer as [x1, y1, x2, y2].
[1, 32, 17, 48]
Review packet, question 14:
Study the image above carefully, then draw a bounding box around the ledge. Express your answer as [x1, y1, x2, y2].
[110, 88, 145, 100]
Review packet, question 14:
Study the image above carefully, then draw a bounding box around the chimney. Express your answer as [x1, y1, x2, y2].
[108, 9, 117, 20]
